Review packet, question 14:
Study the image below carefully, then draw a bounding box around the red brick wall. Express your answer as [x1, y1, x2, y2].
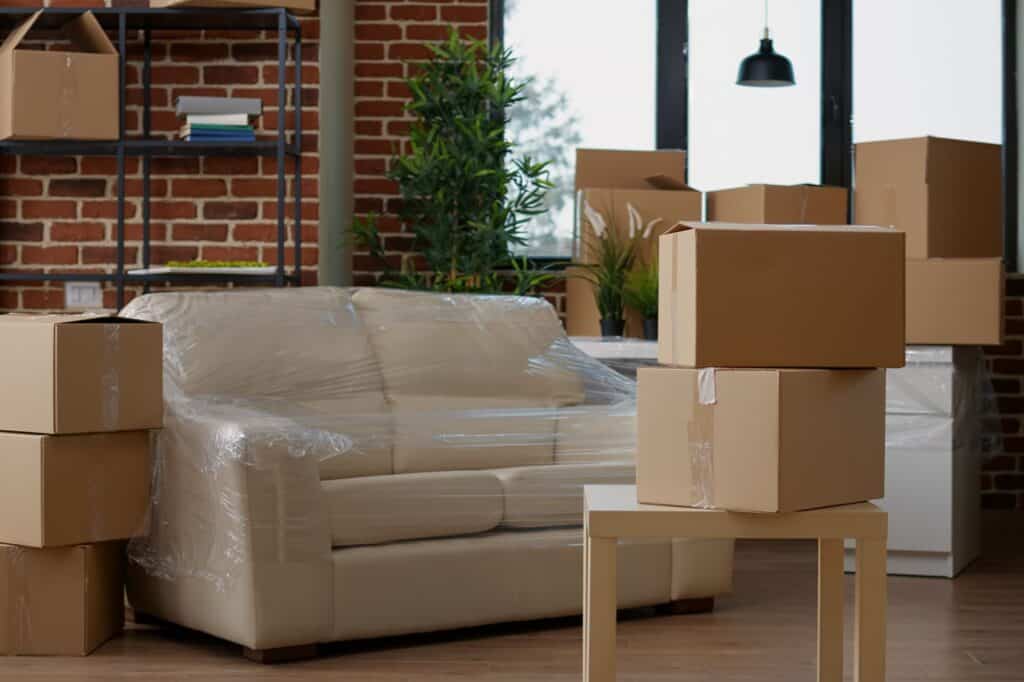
[983, 274, 1024, 509]
[351, 0, 488, 284]
[0, 0, 319, 310]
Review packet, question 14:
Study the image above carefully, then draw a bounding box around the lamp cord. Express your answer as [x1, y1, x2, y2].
[763, 0, 770, 40]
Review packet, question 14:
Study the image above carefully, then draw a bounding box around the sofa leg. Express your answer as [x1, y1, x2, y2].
[243, 644, 319, 664]
[656, 596, 715, 616]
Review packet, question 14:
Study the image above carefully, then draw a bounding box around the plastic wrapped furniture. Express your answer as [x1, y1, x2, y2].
[843, 346, 997, 577]
[121, 287, 735, 660]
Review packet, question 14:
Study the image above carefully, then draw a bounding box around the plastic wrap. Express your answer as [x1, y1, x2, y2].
[124, 287, 728, 601]
[885, 346, 1000, 458]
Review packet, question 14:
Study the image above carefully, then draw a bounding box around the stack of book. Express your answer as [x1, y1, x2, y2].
[176, 96, 262, 143]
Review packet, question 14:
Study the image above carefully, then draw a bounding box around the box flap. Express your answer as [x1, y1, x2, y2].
[0, 11, 116, 56]
[0, 313, 154, 327]
[0, 11, 43, 53]
[645, 174, 696, 192]
[663, 221, 894, 235]
[63, 12, 118, 56]
[575, 148, 686, 190]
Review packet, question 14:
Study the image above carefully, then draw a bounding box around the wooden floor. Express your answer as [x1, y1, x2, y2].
[2, 514, 1022, 681]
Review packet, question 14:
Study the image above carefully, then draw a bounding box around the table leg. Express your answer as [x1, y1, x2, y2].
[584, 535, 617, 682]
[854, 538, 887, 682]
[817, 538, 844, 682]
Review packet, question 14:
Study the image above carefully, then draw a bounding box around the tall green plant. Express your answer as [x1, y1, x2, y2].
[353, 29, 553, 292]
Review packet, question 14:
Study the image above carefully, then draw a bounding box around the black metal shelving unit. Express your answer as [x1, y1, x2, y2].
[0, 7, 305, 308]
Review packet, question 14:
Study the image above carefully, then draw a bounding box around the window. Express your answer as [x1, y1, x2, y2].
[687, 0, 822, 190]
[501, 0, 658, 258]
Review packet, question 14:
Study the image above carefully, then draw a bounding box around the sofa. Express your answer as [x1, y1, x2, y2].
[122, 287, 734, 660]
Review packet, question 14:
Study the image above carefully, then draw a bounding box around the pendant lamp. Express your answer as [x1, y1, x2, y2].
[737, 1, 795, 87]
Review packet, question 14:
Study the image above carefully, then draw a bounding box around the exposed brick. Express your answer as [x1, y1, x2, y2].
[201, 245, 261, 262]
[82, 246, 139, 265]
[355, 23, 403, 41]
[171, 223, 229, 242]
[204, 202, 259, 221]
[440, 5, 488, 22]
[391, 4, 438, 21]
[22, 201, 77, 220]
[48, 179, 107, 198]
[171, 179, 228, 198]
[0, 222, 44, 241]
[204, 65, 260, 85]
[21, 246, 78, 265]
[21, 156, 76, 175]
[151, 202, 198, 220]
[22, 289, 65, 310]
[150, 245, 200, 264]
[51, 222, 107, 242]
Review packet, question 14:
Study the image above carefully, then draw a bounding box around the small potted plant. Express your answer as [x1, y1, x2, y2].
[624, 259, 658, 340]
[577, 202, 639, 337]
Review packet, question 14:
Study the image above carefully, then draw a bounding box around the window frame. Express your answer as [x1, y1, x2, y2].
[491, 0, 1016, 269]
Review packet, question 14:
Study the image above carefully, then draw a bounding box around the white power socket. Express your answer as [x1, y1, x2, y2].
[64, 282, 104, 310]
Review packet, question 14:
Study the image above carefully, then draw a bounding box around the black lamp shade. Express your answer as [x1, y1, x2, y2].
[737, 38, 795, 87]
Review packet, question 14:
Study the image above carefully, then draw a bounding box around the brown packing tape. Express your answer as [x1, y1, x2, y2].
[60, 55, 75, 138]
[101, 325, 121, 431]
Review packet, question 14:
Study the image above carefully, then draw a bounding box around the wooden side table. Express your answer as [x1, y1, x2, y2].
[583, 485, 888, 682]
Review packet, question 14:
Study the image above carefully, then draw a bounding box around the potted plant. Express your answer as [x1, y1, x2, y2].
[352, 29, 555, 295]
[576, 203, 640, 337]
[624, 259, 658, 340]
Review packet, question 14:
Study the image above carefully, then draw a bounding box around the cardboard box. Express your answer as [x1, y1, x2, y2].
[906, 258, 1004, 345]
[0, 542, 124, 656]
[658, 222, 906, 368]
[0, 11, 118, 141]
[150, 0, 317, 13]
[706, 184, 848, 224]
[637, 366, 885, 513]
[0, 431, 151, 547]
[568, 149, 701, 337]
[0, 314, 162, 434]
[854, 136, 1002, 259]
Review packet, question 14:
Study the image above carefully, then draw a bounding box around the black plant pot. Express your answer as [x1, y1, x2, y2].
[599, 318, 625, 338]
[642, 317, 658, 341]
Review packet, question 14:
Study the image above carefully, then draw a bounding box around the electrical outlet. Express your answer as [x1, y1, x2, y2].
[64, 282, 104, 310]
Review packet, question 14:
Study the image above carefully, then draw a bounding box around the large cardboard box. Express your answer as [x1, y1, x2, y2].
[637, 366, 885, 513]
[906, 258, 1004, 345]
[706, 184, 847, 224]
[151, 0, 317, 13]
[0, 542, 124, 656]
[658, 222, 906, 368]
[0, 11, 119, 141]
[854, 136, 1002, 259]
[0, 314, 162, 434]
[0, 431, 151, 547]
[568, 149, 701, 337]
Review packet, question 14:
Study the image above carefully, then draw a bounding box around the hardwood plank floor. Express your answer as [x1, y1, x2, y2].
[2, 514, 1021, 681]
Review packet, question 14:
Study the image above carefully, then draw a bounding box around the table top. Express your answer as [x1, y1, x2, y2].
[584, 485, 887, 540]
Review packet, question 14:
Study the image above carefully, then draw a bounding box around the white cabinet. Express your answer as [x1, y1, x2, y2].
[844, 347, 984, 578]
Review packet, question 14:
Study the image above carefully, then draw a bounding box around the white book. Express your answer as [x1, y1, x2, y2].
[185, 113, 251, 126]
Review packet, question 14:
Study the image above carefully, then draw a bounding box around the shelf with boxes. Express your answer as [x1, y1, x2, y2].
[0, 313, 163, 656]
[0, 7, 307, 308]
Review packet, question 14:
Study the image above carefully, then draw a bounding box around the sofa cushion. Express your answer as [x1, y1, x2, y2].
[322, 470, 503, 547]
[351, 288, 585, 405]
[495, 462, 636, 528]
[122, 288, 388, 403]
[554, 403, 636, 464]
[390, 396, 557, 474]
[294, 397, 394, 480]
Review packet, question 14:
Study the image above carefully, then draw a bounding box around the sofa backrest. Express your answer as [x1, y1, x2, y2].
[121, 288, 388, 404]
[350, 288, 585, 405]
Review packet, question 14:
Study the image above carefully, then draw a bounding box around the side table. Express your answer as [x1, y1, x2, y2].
[583, 485, 888, 682]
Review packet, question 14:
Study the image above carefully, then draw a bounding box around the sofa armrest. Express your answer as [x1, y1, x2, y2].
[128, 402, 339, 649]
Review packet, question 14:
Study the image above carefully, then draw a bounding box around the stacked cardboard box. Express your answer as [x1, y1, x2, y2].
[0, 314, 162, 656]
[567, 149, 701, 338]
[855, 136, 1004, 345]
[637, 222, 906, 513]
[0, 11, 119, 142]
